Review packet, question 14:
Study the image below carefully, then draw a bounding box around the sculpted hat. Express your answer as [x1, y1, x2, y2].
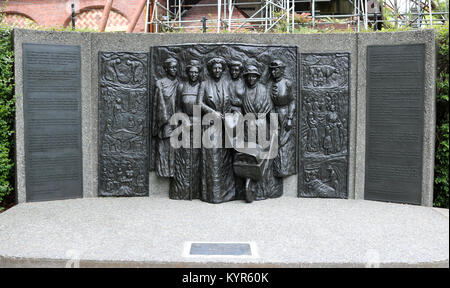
[243, 65, 261, 76]
[207, 57, 226, 68]
[228, 60, 243, 68]
[269, 60, 285, 69]
[164, 57, 178, 65]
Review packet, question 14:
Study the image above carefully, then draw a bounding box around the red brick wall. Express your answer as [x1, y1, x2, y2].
[74, 8, 129, 31]
[2, 12, 36, 28]
[1, 0, 147, 32]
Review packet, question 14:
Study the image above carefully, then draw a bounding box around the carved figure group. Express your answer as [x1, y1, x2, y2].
[299, 53, 349, 199]
[102, 161, 147, 196]
[304, 99, 347, 155]
[99, 52, 149, 197]
[153, 55, 296, 203]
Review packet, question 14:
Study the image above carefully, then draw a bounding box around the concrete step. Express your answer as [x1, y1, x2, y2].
[0, 196, 448, 267]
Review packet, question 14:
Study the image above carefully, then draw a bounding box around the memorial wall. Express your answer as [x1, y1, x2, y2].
[13, 29, 436, 206]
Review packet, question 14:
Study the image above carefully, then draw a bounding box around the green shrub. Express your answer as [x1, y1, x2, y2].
[0, 24, 15, 209]
[434, 25, 449, 208]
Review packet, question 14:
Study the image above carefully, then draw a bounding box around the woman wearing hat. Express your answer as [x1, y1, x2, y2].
[170, 60, 203, 200]
[240, 64, 283, 201]
[197, 57, 236, 203]
[269, 59, 296, 177]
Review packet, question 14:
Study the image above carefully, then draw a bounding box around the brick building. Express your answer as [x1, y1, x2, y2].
[1, 0, 372, 32]
[1, 0, 147, 32]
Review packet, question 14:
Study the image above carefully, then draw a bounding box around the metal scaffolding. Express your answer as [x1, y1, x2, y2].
[144, 0, 449, 33]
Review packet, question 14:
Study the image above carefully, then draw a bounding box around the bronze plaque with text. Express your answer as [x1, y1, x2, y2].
[365, 44, 425, 205]
[23, 43, 83, 202]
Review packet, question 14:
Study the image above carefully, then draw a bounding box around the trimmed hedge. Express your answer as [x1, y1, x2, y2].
[0, 24, 14, 209]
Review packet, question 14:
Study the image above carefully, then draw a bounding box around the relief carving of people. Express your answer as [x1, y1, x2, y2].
[150, 45, 298, 203]
[170, 60, 203, 200]
[197, 57, 236, 203]
[227, 60, 245, 113]
[269, 60, 296, 177]
[299, 53, 349, 199]
[153, 57, 179, 177]
[306, 112, 319, 152]
[240, 64, 282, 201]
[304, 168, 335, 197]
[323, 104, 342, 155]
[99, 52, 149, 197]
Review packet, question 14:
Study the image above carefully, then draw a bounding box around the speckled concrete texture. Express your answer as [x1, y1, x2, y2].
[0, 197, 447, 267]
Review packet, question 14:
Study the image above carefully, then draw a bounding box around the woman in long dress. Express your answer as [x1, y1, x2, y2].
[323, 105, 341, 155]
[170, 60, 202, 200]
[153, 58, 179, 177]
[197, 57, 236, 204]
[240, 64, 283, 201]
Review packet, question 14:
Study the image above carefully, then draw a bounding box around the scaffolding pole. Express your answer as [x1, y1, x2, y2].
[312, 0, 315, 28]
[144, 0, 448, 33]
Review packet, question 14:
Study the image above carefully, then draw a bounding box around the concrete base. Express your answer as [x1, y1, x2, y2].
[0, 197, 448, 268]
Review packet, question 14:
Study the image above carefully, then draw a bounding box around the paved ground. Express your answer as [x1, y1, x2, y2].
[0, 196, 448, 267]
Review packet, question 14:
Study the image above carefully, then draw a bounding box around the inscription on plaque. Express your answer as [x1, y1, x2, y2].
[365, 45, 425, 205]
[298, 53, 350, 198]
[189, 243, 252, 256]
[23, 43, 83, 202]
[99, 52, 149, 197]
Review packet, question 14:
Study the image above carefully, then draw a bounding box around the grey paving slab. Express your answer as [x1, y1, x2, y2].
[0, 197, 447, 267]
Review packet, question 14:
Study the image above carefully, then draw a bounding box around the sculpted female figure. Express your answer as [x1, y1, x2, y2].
[153, 57, 179, 177]
[197, 57, 235, 203]
[227, 60, 245, 113]
[269, 60, 296, 177]
[323, 104, 342, 155]
[306, 112, 319, 152]
[170, 60, 202, 200]
[241, 64, 282, 201]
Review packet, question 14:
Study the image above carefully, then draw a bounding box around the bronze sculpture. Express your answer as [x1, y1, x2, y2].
[96, 46, 351, 202]
[170, 60, 202, 200]
[99, 52, 149, 197]
[299, 53, 350, 199]
[227, 60, 245, 113]
[269, 60, 296, 177]
[197, 57, 236, 203]
[148, 45, 299, 203]
[153, 57, 179, 178]
[239, 64, 282, 201]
